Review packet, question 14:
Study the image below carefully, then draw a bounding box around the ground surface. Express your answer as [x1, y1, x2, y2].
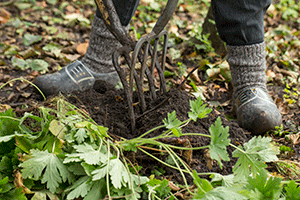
[0, 0, 300, 186]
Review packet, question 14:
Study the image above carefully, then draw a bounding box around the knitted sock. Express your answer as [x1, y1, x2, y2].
[227, 42, 267, 95]
[81, 15, 122, 74]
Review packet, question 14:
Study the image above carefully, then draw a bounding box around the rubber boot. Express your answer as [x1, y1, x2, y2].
[34, 15, 121, 96]
[227, 42, 282, 134]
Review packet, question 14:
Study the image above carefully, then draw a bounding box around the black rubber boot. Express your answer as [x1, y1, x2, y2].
[34, 15, 121, 96]
[233, 87, 282, 134]
[34, 60, 119, 96]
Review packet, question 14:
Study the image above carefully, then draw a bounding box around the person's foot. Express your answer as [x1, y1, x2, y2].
[227, 42, 282, 134]
[34, 15, 121, 96]
[233, 87, 282, 134]
[33, 60, 119, 96]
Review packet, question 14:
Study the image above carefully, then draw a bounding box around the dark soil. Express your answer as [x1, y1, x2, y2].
[66, 80, 250, 181]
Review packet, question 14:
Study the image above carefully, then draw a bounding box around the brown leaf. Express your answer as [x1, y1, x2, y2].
[168, 181, 180, 191]
[14, 170, 33, 194]
[187, 68, 201, 85]
[63, 53, 81, 61]
[0, 8, 11, 24]
[21, 92, 32, 98]
[76, 42, 89, 56]
[170, 25, 179, 34]
[288, 133, 300, 145]
[182, 139, 193, 165]
[0, 104, 11, 112]
[204, 149, 214, 170]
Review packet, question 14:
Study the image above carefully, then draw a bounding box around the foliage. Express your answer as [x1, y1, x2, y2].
[0, 95, 297, 199]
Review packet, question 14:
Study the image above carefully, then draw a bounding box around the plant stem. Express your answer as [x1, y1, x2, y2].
[138, 147, 190, 173]
[0, 116, 21, 121]
[0, 78, 46, 101]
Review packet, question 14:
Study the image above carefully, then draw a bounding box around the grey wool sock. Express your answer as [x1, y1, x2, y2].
[227, 42, 267, 94]
[81, 15, 122, 74]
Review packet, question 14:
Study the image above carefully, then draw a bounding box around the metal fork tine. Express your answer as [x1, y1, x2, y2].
[113, 48, 135, 132]
[141, 42, 150, 81]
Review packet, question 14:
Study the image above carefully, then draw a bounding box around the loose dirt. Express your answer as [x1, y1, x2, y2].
[66, 80, 250, 181]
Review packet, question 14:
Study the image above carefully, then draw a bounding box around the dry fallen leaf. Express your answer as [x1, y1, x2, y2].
[288, 133, 300, 145]
[0, 104, 11, 112]
[182, 139, 193, 165]
[21, 92, 32, 98]
[76, 42, 89, 56]
[14, 170, 33, 194]
[0, 8, 11, 24]
[266, 69, 276, 78]
[204, 149, 214, 170]
[168, 181, 180, 191]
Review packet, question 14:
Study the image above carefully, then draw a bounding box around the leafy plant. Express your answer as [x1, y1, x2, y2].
[0, 96, 290, 199]
[188, 23, 215, 54]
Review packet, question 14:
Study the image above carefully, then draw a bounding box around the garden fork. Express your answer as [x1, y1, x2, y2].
[94, 0, 179, 131]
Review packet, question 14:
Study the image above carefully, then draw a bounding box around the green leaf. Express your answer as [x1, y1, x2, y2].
[193, 186, 248, 200]
[23, 34, 43, 46]
[284, 180, 300, 200]
[92, 158, 130, 189]
[14, 2, 31, 10]
[155, 179, 171, 198]
[163, 111, 182, 137]
[192, 170, 213, 196]
[46, 0, 57, 5]
[42, 43, 61, 57]
[188, 97, 212, 121]
[74, 128, 88, 144]
[0, 187, 27, 200]
[0, 135, 15, 143]
[11, 56, 27, 70]
[66, 176, 91, 200]
[109, 159, 130, 189]
[122, 142, 138, 153]
[0, 156, 11, 173]
[82, 179, 106, 200]
[49, 119, 66, 139]
[211, 174, 235, 187]
[25, 59, 49, 74]
[208, 117, 230, 169]
[91, 166, 107, 181]
[11, 57, 49, 73]
[232, 136, 279, 181]
[21, 149, 74, 193]
[246, 170, 282, 200]
[64, 144, 107, 165]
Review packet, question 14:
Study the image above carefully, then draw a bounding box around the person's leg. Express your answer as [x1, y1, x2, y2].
[34, 0, 139, 96]
[211, 0, 282, 134]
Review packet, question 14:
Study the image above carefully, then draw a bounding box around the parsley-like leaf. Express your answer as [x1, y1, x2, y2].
[284, 180, 300, 200]
[163, 111, 182, 137]
[208, 117, 230, 169]
[232, 136, 279, 181]
[188, 97, 212, 121]
[21, 149, 74, 193]
[64, 143, 107, 165]
[194, 186, 248, 200]
[163, 111, 182, 129]
[74, 128, 88, 144]
[246, 170, 282, 200]
[92, 158, 130, 189]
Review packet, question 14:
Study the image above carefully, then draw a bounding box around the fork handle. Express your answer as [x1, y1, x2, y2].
[152, 0, 179, 35]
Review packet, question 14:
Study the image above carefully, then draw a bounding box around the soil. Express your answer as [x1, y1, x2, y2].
[66, 80, 250, 181]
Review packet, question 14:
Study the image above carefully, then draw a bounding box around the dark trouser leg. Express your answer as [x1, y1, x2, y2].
[96, 0, 140, 26]
[211, 0, 282, 134]
[211, 0, 271, 46]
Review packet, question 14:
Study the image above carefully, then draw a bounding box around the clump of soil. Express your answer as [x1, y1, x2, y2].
[67, 80, 250, 179]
